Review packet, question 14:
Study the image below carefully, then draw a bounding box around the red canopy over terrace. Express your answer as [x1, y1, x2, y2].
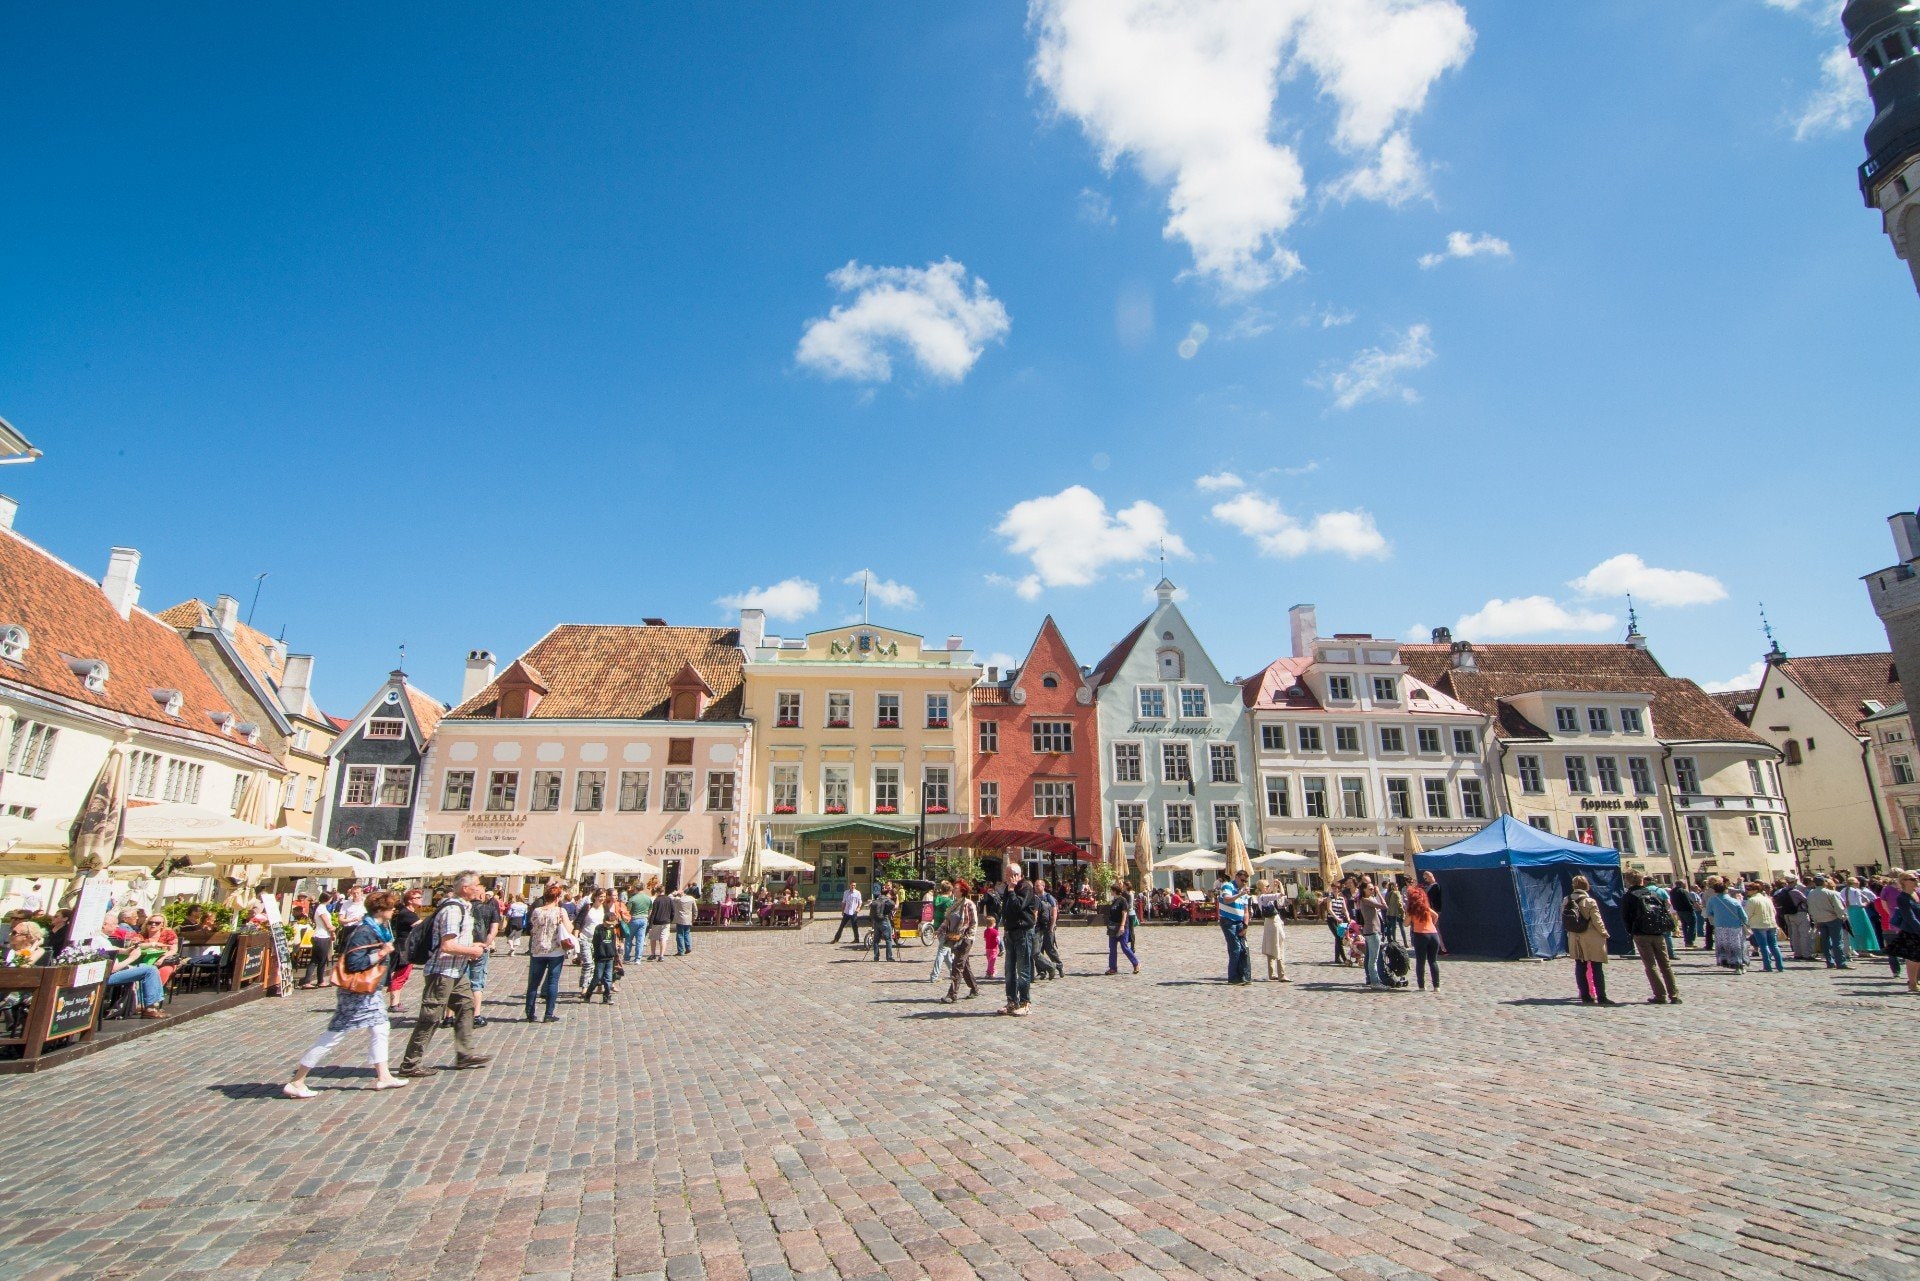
[921, 828, 1098, 861]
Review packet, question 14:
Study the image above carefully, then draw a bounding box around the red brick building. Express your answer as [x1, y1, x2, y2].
[969, 617, 1103, 878]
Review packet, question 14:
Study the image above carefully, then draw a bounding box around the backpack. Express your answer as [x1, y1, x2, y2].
[405, 900, 463, 967]
[1632, 889, 1674, 937]
[1562, 896, 1591, 935]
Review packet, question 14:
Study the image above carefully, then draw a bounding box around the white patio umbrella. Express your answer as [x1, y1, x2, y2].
[1340, 852, 1405, 872]
[559, 821, 586, 884]
[478, 852, 553, 876]
[1253, 850, 1315, 870]
[0, 814, 72, 877]
[711, 848, 813, 874]
[1153, 849, 1227, 872]
[116, 803, 288, 859]
[578, 850, 656, 877]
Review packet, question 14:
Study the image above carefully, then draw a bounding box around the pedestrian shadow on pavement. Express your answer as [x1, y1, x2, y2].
[208, 1082, 300, 1100]
[1499, 997, 1586, 1006]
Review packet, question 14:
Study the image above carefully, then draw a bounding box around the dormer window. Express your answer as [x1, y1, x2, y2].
[0, 625, 27, 663]
[151, 688, 184, 717]
[209, 711, 232, 733]
[237, 722, 261, 746]
[67, 657, 109, 692]
[1157, 648, 1185, 680]
[366, 718, 406, 739]
[1325, 674, 1354, 702]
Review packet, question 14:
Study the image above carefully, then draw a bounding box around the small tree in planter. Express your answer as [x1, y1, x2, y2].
[1087, 862, 1117, 899]
[929, 851, 983, 886]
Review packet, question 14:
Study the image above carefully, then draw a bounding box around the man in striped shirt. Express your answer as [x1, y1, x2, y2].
[1218, 869, 1252, 986]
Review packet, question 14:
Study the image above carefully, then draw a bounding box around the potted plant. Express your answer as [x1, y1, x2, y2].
[773, 804, 797, 815]
[875, 804, 898, 814]
[824, 803, 847, 815]
[926, 804, 949, 814]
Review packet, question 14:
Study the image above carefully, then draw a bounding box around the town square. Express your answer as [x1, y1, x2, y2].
[3, 3, 1920, 1279]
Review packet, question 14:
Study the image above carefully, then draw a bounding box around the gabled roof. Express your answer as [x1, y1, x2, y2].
[1240, 654, 1478, 717]
[975, 616, 1090, 706]
[449, 623, 746, 721]
[1087, 617, 1150, 690]
[329, 671, 447, 756]
[0, 529, 272, 760]
[1399, 642, 1762, 745]
[154, 599, 289, 687]
[405, 685, 446, 740]
[1771, 652, 1901, 737]
[1709, 689, 1758, 725]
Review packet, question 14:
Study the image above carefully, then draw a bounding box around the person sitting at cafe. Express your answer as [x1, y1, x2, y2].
[138, 916, 182, 986]
[104, 933, 168, 1019]
[108, 908, 145, 946]
[44, 909, 73, 956]
[4, 920, 46, 968]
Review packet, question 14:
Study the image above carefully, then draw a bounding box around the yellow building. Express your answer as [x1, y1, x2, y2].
[739, 611, 978, 903]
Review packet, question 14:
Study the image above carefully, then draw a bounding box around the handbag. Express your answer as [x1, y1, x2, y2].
[333, 940, 386, 994]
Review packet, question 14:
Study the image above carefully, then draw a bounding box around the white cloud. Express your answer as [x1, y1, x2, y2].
[1029, 0, 1474, 292]
[994, 485, 1188, 593]
[1177, 321, 1210, 359]
[977, 651, 1023, 676]
[1195, 470, 1246, 492]
[1324, 129, 1431, 206]
[1453, 596, 1617, 640]
[1210, 490, 1390, 559]
[1418, 230, 1513, 269]
[1316, 323, 1435, 410]
[795, 259, 1010, 384]
[1701, 660, 1768, 694]
[1077, 187, 1116, 225]
[843, 570, 919, 610]
[1308, 306, 1356, 329]
[718, 578, 820, 622]
[985, 571, 1046, 601]
[1144, 581, 1190, 604]
[1568, 554, 1728, 608]
[1793, 44, 1866, 140]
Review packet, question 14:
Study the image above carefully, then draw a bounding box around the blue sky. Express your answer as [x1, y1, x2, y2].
[2, 1, 1912, 715]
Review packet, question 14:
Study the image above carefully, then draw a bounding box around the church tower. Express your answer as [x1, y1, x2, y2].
[1847, 1, 1920, 292]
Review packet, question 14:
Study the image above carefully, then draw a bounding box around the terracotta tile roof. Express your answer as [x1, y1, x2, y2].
[1399, 642, 1762, 745]
[0, 530, 272, 760]
[154, 598, 288, 687]
[405, 685, 447, 740]
[1239, 655, 1479, 717]
[449, 624, 746, 721]
[1709, 689, 1757, 725]
[1087, 617, 1149, 689]
[1775, 652, 1901, 737]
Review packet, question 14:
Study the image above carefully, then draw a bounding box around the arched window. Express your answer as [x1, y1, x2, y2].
[1157, 648, 1185, 679]
[0, 625, 26, 663]
[1041, 673, 1059, 689]
[1783, 739, 1802, 766]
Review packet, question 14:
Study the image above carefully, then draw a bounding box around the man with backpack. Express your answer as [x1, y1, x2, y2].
[1621, 869, 1681, 1004]
[396, 872, 492, 1078]
[869, 884, 898, 962]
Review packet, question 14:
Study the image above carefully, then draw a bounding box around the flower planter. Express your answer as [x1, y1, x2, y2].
[824, 806, 847, 815]
[827, 721, 850, 729]
[773, 805, 796, 815]
[926, 805, 949, 814]
[875, 806, 898, 814]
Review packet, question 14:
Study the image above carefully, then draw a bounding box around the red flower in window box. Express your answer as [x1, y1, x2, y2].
[775, 719, 799, 729]
[927, 718, 949, 729]
[773, 804, 796, 815]
[824, 804, 847, 814]
[926, 804, 949, 814]
[877, 720, 900, 730]
[875, 804, 898, 814]
[827, 719, 850, 729]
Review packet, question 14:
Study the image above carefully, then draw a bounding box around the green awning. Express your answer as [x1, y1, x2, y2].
[797, 818, 916, 842]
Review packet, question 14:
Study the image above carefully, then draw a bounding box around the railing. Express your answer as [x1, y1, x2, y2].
[1860, 126, 1920, 203]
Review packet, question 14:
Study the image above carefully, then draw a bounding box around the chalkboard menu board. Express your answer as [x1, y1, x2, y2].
[238, 938, 265, 986]
[267, 927, 291, 995]
[48, 983, 100, 1038]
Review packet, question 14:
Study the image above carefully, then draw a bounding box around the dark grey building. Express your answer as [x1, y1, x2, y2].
[1865, 510, 1920, 748]
[320, 669, 445, 864]
[1846, 0, 1920, 292]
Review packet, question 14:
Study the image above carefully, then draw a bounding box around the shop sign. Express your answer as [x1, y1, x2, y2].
[49, 984, 100, 1038]
[1795, 836, 1835, 852]
[463, 813, 527, 831]
[1131, 723, 1221, 737]
[1579, 798, 1650, 811]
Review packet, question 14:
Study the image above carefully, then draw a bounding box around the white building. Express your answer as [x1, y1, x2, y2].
[1243, 607, 1495, 870]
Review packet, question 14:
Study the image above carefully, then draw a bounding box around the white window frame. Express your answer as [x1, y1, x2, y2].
[1136, 685, 1168, 720]
[1607, 815, 1635, 854]
[1178, 686, 1209, 719]
[1595, 756, 1621, 795]
[1459, 778, 1488, 820]
[1208, 742, 1240, 784]
[775, 691, 803, 728]
[1163, 801, 1195, 845]
[1378, 726, 1405, 755]
[1674, 756, 1701, 794]
[1111, 741, 1143, 783]
[1333, 725, 1361, 754]
[529, 769, 563, 812]
[922, 765, 951, 813]
[486, 769, 519, 812]
[925, 692, 950, 729]
[1415, 726, 1441, 755]
[825, 691, 852, 729]
[1211, 803, 1241, 846]
[767, 765, 797, 813]
[875, 692, 902, 730]
[662, 769, 695, 812]
[1034, 780, 1073, 819]
[442, 769, 475, 811]
[1565, 756, 1591, 794]
[1260, 723, 1289, 753]
[1554, 706, 1579, 733]
[366, 717, 406, 740]
[1302, 777, 1329, 819]
[1371, 676, 1398, 704]
[821, 764, 851, 813]
[619, 769, 652, 812]
[1517, 755, 1544, 795]
[1422, 778, 1450, 819]
[1325, 674, 1354, 703]
[1452, 728, 1477, 756]
[1628, 757, 1655, 796]
[872, 765, 901, 813]
[1686, 815, 1712, 855]
[1386, 777, 1412, 819]
[1587, 707, 1611, 733]
[343, 765, 378, 807]
[1574, 815, 1599, 845]
[978, 720, 999, 753]
[1114, 801, 1144, 842]
[574, 769, 606, 812]
[1339, 777, 1367, 820]
[1620, 708, 1645, 735]
[129, 749, 163, 799]
[706, 770, 736, 812]
[1161, 740, 1192, 783]
[978, 780, 1000, 817]
[1894, 754, 1916, 787]
[1032, 720, 1074, 754]
[1641, 816, 1668, 855]
[1264, 775, 1291, 818]
[376, 840, 410, 863]
[1298, 725, 1324, 753]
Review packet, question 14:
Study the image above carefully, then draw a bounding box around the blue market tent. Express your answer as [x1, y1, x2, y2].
[1413, 816, 1630, 960]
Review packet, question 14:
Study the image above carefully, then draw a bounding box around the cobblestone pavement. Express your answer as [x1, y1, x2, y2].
[1, 923, 1917, 1281]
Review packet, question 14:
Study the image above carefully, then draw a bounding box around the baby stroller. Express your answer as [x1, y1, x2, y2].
[1381, 940, 1411, 989]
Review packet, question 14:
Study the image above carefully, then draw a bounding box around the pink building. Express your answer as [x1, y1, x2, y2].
[413, 622, 750, 889]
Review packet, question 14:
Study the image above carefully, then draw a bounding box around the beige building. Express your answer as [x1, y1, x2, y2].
[155, 597, 337, 834]
[1737, 651, 1910, 874]
[1403, 634, 1793, 884]
[741, 611, 978, 904]
[1865, 702, 1920, 869]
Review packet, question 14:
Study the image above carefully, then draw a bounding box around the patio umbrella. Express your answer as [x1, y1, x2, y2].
[1252, 850, 1314, 870]
[1340, 852, 1404, 872]
[712, 848, 812, 873]
[1132, 825, 1154, 893]
[1402, 825, 1424, 878]
[1224, 818, 1253, 881]
[560, 821, 586, 885]
[69, 744, 130, 876]
[1316, 823, 1342, 890]
[578, 850, 656, 877]
[478, 851, 552, 876]
[735, 838, 762, 892]
[234, 769, 277, 829]
[0, 814, 72, 877]
[1153, 849, 1227, 872]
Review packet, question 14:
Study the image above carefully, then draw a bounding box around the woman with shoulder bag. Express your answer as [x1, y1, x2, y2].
[284, 891, 406, 1097]
[1104, 882, 1140, 976]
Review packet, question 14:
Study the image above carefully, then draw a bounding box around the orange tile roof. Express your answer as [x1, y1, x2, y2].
[405, 684, 447, 739]
[449, 624, 745, 721]
[0, 531, 273, 760]
[1399, 642, 1762, 745]
[154, 598, 288, 687]
[1774, 652, 1901, 737]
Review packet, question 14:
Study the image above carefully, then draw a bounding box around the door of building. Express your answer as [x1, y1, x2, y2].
[815, 841, 849, 904]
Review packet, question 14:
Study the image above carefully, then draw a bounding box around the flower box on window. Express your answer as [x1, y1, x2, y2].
[824, 804, 847, 814]
[877, 719, 900, 730]
[773, 804, 796, 815]
[827, 720, 850, 729]
[926, 804, 949, 814]
[775, 719, 799, 729]
[875, 804, 898, 814]
[926, 718, 949, 729]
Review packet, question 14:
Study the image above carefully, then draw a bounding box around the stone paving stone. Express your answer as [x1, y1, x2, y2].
[1, 926, 1918, 1277]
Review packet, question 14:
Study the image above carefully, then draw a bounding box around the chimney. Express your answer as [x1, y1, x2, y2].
[1891, 511, 1920, 564]
[1289, 604, 1318, 658]
[463, 650, 497, 702]
[0, 495, 16, 531]
[947, 635, 963, 651]
[738, 607, 766, 653]
[214, 594, 239, 635]
[102, 548, 141, 620]
[281, 653, 315, 716]
[987, 666, 1000, 682]
[1450, 640, 1477, 672]
[1430, 626, 1452, 646]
